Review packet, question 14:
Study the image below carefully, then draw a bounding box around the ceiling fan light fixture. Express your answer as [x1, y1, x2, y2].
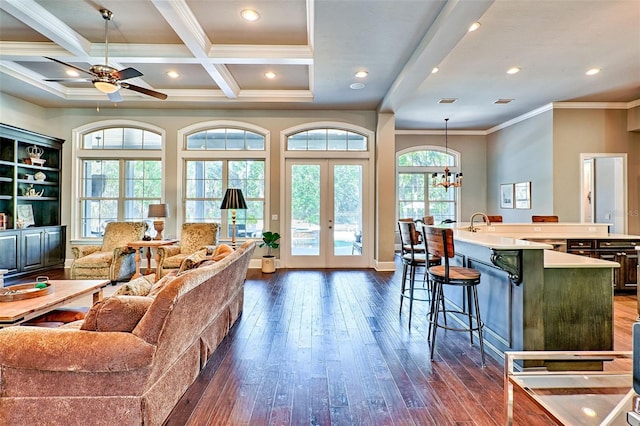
[94, 80, 120, 94]
[241, 9, 260, 21]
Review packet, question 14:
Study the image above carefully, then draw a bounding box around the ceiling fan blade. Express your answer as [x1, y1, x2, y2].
[44, 57, 95, 77]
[44, 78, 91, 82]
[112, 67, 143, 81]
[121, 83, 167, 100]
[107, 91, 123, 103]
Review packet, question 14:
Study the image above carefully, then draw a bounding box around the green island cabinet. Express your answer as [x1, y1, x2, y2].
[0, 124, 66, 282]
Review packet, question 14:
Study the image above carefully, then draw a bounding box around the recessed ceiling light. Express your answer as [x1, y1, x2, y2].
[354, 71, 368, 78]
[438, 98, 457, 104]
[468, 22, 481, 32]
[350, 82, 365, 90]
[241, 9, 260, 21]
[431, 67, 439, 74]
[586, 68, 601, 76]
[506, 67, 521, 75]
[166, 70, 180, 79]
[66, 70, 79, 77]
[264, 71, 276, 79]
[494, 99, 514, 104]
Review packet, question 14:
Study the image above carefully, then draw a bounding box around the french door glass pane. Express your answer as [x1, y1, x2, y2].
[334, 164, 362, 256]
[291, 164, 320, 255]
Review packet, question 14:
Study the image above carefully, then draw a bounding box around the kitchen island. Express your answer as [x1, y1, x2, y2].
[443, 226, 619, 364]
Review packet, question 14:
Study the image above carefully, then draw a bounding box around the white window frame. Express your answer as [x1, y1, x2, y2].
[396, 145, 462, 224]
[71, 120, 166, 241]
[177, 120, 270, 243]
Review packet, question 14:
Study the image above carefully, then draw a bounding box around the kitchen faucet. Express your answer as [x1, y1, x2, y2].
[468, 212, 490, 232]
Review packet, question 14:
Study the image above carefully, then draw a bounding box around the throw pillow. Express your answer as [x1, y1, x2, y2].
[148, 270, 178, 298]
[81, 296, 153, 332]
[211, 243, 233, 261]
[177, 249, 210, 275]
[115, 274, 155, 296]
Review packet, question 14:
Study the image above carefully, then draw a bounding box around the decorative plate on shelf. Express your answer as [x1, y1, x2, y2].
[34, 171, 46, 181]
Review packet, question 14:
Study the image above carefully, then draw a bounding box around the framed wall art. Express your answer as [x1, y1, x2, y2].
[500, 184, 514, 209]
[515, 182, 531, 209]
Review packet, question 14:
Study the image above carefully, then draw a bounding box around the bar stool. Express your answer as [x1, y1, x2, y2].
[422, 225, 486, 367]
[397, 221, 441, 329]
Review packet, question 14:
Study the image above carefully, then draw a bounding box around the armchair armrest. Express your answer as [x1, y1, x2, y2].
[157, 245, 181, 261]
[0, 327, 155, 372]
[71, 245, 102, 259]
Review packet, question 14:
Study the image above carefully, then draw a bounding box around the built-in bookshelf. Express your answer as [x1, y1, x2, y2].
[0, 123, 65, 280]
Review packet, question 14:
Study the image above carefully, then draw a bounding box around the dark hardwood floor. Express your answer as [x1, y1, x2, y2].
[8, 263, 636, 425]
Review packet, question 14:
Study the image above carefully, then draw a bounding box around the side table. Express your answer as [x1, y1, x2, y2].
[504, 350, 634, 425]
[127, 240, 178, 282]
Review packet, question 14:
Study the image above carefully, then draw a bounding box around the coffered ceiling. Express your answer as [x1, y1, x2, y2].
[1, 0, 639, 130]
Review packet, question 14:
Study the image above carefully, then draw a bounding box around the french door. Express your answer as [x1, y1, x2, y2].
[284, 159, 369, 268]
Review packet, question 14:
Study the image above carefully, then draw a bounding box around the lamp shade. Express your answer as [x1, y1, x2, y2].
[147, 203, 169, 218]
[220, 188, 247, 210]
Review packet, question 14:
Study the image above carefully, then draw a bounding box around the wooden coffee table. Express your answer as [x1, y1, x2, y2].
[0, 279, 109, 328]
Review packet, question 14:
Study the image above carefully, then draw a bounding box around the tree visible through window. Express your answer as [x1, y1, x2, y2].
[78, 127, 162, 237]
[184, 127, 266, 239]
[397, 148, 459, 224]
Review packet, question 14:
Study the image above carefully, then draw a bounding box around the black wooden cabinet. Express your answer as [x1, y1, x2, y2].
[567, 238, 638, 291]
[0, 124, 65, 282]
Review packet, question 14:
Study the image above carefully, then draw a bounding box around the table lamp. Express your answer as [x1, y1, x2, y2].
[220, 188, 247, 248]
[147, 203, 169, 240]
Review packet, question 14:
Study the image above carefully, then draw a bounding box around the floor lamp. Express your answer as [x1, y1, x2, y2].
[220, 188, 247, 248]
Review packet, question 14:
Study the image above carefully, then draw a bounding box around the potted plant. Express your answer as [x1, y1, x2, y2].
[259, 231, 280, 273]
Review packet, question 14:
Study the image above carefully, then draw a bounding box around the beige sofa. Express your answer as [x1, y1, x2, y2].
[0, 240, 256, 426]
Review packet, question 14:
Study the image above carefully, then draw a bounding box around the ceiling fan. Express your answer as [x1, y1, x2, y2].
[44, 8, 167, 102]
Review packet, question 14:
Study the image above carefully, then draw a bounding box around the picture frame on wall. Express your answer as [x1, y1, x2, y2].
[515, 182, 531, 209]
[17, 204, 35, 227]
[500, 184, 514, 209]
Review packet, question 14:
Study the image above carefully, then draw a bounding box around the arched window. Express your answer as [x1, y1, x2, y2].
[75, 125, 164, 238]
[397, 147, 460, 224]
[181, 124, 267, 240]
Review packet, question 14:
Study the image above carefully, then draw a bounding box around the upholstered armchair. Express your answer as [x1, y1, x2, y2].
[156, 222, 219, 277]
[70, 221, 148, 283]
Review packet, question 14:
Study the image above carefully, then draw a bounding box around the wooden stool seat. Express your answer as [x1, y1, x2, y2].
[428, 265, 480, 281]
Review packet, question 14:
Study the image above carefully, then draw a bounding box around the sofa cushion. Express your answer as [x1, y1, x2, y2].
[115, 274, 155, 296]
[211, 243, 233, 261]
[177, 249, 210, 275]
[73, 251, 113, 267]
[162, 253, 189, 269]
[148, 270, 178, 298]
[81, 296, 153, 332]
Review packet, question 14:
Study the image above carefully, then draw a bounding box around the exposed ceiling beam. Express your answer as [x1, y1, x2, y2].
[150, 0, 240, 98]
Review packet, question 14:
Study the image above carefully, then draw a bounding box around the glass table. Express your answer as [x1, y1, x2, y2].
[504, 351, 635, 425]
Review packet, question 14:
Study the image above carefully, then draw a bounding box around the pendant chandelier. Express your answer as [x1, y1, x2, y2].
[432, 118, 462, 190]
